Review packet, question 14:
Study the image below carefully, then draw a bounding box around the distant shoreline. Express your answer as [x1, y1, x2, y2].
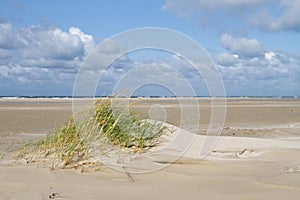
[1, 96, 299, 99]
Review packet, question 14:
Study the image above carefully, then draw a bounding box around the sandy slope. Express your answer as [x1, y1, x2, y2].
[1, 128, 300, 200]
[1, 138, 300, 200]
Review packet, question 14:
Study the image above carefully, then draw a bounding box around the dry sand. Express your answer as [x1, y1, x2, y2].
[0, 98, 300, 199]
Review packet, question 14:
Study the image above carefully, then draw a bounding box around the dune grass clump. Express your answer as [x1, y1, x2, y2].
[14, 118, 89, 168]
[15, 98, 166, 168]
[94, 98, 165, 149]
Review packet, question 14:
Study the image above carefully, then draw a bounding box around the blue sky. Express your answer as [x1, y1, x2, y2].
[0, 0, 299, 96]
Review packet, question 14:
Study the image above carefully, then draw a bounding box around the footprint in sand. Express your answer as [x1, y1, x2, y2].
[283, 164, 300, 173]
[210, 149, 259, 159]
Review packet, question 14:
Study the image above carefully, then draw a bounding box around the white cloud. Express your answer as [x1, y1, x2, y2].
[0, 65, 9, 77]
[80, 39, 123, 72]
[214, 34, 299, 95]
[0, 23, 26, 49]
[163, 0, 269, 17]
[20, 26, 84, 61]
[251, 0, 300, 31]
[0, 23, 96, 95]
[0, 23, 95, 67]
[91, 49, 210, 96]
[216, 49, 300, 95]
[69, 27, 95, 53]
[220, 34, 264, 57]
[265, 51, 276, 61]
[0, 21, 299, 96]
[215, 53, 237, 66]
[105, 46, 299, 96]
[163, 0, 300, 32]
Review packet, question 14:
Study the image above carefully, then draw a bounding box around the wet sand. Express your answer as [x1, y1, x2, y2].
[0, 98, 300, 199]
[1, 97, 299, 136]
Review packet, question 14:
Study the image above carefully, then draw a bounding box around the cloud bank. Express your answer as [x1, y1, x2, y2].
[220, 34, 264, 58]
[216, 34, 300, 95]
[163, 0, 300, 32]
[0, 22, 299, 96]
[0, 23, 95, 95]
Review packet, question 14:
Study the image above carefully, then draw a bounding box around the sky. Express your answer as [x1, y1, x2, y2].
[0, 0, 299, 96]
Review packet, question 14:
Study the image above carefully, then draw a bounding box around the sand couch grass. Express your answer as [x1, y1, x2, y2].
[14, 97, 167, 169]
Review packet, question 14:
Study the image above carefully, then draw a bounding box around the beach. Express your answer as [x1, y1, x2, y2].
[1, 98, 300, 199]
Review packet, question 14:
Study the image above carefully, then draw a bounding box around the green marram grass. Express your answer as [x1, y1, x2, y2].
[15, 98, 166, 168]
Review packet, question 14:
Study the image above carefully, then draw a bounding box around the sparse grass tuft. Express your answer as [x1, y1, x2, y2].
[15, 97, 166, 168]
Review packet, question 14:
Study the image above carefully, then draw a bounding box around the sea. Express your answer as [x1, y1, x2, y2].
[0, 96, 299, 99]
[0, 95, 299, 106]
